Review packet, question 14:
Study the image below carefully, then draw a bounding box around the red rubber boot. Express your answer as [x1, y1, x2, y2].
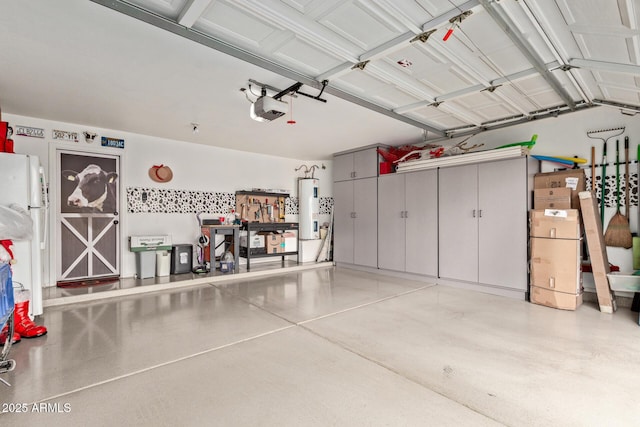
[13, 300, 47, 339]
[0, 323, 20, 344]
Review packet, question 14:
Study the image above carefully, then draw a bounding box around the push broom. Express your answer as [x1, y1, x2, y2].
[604, 139, 632, 248]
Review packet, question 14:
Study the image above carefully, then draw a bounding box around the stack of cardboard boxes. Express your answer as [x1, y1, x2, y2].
[530, 169, 586, 310]
[240, 231, 285, 256]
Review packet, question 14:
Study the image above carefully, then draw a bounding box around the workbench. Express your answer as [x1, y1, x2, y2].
[240, 222, 299, 271]
[200, 224, 240, 273]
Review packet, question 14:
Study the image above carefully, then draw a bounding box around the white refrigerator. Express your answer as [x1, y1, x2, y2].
[0, 153, 47, 317]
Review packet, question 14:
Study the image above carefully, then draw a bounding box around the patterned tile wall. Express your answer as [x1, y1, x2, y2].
[126, 187, 334, 214]
[587, 172, 637, 208]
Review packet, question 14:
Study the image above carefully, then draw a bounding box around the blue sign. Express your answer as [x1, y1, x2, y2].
[101, 136, 125, 149]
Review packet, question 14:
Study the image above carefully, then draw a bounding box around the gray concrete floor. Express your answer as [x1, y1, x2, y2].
[2, 266, 639, 426]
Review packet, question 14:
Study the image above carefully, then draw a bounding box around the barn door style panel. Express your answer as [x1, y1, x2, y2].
[57, 151, 120, 283]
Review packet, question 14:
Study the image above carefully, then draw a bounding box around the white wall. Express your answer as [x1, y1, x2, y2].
[4, 113, 333, 283]
[6, 105, 638, 282]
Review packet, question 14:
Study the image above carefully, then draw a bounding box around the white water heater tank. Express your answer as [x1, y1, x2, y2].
[299, 178, 319, 240]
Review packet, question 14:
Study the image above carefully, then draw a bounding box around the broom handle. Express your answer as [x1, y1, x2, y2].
[625, 136, 630, 219]
[591, 146, 596, 192]
[616, 139, 621, 211]
[601, 141, 607, 223]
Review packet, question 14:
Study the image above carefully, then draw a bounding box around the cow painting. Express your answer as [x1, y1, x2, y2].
[61, 164, 118, 213]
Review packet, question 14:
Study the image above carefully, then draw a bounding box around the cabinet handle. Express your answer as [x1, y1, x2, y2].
[404, 210, 408, 218]
[479, 209, 482, 218]
[353, 171, 357, 178]
[472, 209, 476, 218]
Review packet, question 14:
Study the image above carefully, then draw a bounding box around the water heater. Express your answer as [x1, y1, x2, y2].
[299, 178, 319, 240]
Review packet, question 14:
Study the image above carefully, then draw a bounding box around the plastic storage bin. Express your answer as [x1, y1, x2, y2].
[219, 251, 234, 273]
[171, 244, 193, 274]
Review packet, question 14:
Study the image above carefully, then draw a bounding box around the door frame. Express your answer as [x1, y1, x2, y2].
[47, 143, 125, 286]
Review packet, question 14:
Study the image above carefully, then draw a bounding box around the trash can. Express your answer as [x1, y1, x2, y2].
[171, 244, 193, 274]
[135, 251, 156, 279]
[156, 251, 170, 277]
[129, 235, 172, 279]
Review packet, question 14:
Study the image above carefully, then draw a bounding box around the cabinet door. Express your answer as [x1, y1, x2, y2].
[353, 148, 379, 179]
[354, 177, 378, 267]
[405, 169, 438, 276]
[333, 180, 354, 264]
[333, 153, 354, 182]
[478, 158, 528, 289]
[378, 174, 405, 271]
[438, 164, 478, 282]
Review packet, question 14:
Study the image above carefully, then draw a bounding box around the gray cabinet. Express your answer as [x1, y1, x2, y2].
[333, 178, 377, 267]
[439, 157, 530, 293]
[333, 147, 379, 268]
[333, 148, 379, 182]
[378, 170, 437, 276]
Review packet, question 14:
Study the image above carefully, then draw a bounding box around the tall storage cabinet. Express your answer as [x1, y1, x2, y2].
[333, 148, 378, 268]
[439, 157, 533, 296]
[378, 170, 437, 276]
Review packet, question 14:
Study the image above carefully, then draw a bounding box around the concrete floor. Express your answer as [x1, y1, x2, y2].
[1, 266, 639, 426]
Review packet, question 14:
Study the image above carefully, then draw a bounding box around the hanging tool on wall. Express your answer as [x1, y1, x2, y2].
[624, 136, 630, 221]
[587, 127, 625, 222]
[591, 146, 596, 192]
[600, 140, 608, 223]
[604, 139, 632, 248]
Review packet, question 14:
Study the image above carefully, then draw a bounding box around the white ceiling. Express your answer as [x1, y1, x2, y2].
[1, 0, 639, 160]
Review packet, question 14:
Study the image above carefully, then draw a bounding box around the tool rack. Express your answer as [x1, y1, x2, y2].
[0, 263, 16, 386]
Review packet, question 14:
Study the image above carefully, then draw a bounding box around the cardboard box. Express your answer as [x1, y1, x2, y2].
[530, 209, 581, 239]
[578, 191, 615, 313]
[240, 234, 265, 249]
[265, 232, 284, 254]
[530, 237, 582, 294]
[533, 188, 572, 209]
[534, 169, 586, 209]
[530, 285, 583, 310]
[283, 231, 297, 253]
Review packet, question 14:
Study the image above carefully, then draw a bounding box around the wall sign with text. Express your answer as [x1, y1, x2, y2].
[101, 136, 125, 149]
[52, 129, 79, 142]
[16, 125, 45, 138]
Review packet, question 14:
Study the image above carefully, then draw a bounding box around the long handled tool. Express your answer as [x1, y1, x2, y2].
[587, 127, 625, 222]
[601, 140, 608, 223]
[591, 146, 596, 192]
[625, 136, 630, 220]
[604, 139, 632, 248]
